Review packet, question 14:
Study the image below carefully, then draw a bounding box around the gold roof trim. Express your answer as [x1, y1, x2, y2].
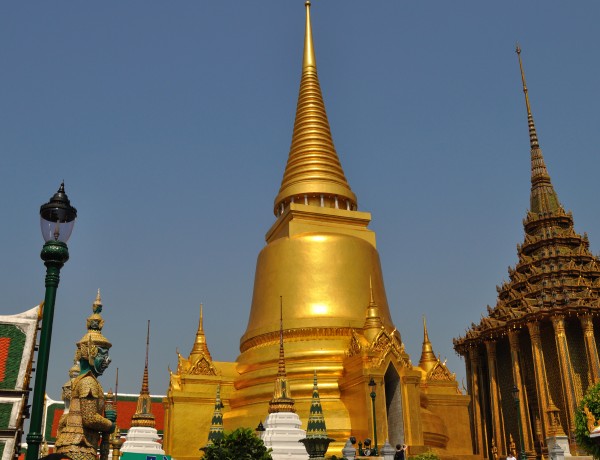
[274, 1, 357, 215]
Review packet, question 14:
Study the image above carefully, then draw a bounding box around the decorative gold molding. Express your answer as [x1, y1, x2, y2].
[241, 326, 355, 352]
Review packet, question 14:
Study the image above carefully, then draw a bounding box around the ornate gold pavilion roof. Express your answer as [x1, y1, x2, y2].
[175, 304, 217, 377]
[419, 316, 437, 373]
[454, 47, 600, 352]
[273, 0, 357, 215]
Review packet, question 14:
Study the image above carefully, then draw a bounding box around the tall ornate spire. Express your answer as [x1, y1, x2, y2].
[419, 315, 437, 373]
[273, 1, 357, 215]
[363, 276, 383, 342]
[269, 297, 295, 413]
[131, 320, 155, 428]
[189, 303, 212, 361]
[207, 385, 224, 446]
[516, 45, 561, 215]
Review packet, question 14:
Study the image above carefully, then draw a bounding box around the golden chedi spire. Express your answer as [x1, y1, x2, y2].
[516, 44, 561, 215]
[419, 315, 437, 373]
[269, 297, 295, 414]
[132, 320, 155, 428]
[231, 2, 398, 445]
[273, 0, 357, 215]
[189, 303, 212, 362]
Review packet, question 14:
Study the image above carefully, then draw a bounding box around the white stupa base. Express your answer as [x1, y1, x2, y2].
[261, 412, 308, 460]
[121, 426, 166, 455]
[546, 435, 571, 457]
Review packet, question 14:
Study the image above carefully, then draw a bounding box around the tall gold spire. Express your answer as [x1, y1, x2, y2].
[269, 297, 295, 413]
[189, 303, 212, 361]
[131, 320, 155, 428]
[516, 44, 560, 214]
[419, 315, 437, 373]
[273, 1, 357, 215]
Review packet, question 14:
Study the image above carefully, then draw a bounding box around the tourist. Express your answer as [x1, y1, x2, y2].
[394, 444, 407, 460]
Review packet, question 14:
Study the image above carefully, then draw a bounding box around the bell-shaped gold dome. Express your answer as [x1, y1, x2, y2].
[241, 231, 393, 349]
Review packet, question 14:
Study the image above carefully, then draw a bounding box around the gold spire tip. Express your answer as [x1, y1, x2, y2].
[515, 42, 521, 54]
[303, 0, 316, 70]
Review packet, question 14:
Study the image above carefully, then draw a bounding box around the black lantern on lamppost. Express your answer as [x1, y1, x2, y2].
[255, 420, 265, 438]
[26, 183, 76, 460]
[511, 385, 527, 460]
[368, 377, 378, 456]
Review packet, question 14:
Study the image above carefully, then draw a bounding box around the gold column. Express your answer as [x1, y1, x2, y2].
[485, 341, 505, 456]
[527, 321, 552, 441]
[507, 330, 534, 453]
[580, 315, 600, 384]
[551, 315, 577, 436]
[468, 347, 485, 456]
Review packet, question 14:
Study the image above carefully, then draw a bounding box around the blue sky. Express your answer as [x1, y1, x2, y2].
[1, 2, 599, 399]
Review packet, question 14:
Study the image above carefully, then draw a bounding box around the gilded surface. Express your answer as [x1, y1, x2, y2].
[367, 329, 411, 369]
[427, 363, 454, 382]
[273, 0, 356, 214]
[188, 356, 217, 376]
[346, 330, 363, 358]
[176, 308, 218, 376]
[164, 3, 475, 459]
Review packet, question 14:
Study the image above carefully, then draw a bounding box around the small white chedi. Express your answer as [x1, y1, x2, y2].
[121, 322, 166, 457]
[260, 307, 308, 460]
[261, 412, 308, 460]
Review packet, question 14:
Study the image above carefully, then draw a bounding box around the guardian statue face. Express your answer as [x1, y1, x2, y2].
[93, 346, 111, 376]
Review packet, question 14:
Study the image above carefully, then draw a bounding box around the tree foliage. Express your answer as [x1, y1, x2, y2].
[575, 382, 600, 458]
[201, 427, 272, 460]
[409, 451, 440, 460]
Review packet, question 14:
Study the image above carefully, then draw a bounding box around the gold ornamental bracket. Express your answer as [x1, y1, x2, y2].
[367, 329, 411, 369]
[426, 360, 456, 383]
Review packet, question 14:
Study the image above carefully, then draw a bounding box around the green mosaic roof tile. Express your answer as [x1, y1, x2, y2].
[0, 324, 26, 390]
[0, 402, 14, 429]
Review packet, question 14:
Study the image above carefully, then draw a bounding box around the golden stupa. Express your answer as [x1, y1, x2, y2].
[163, 3, 476, 458]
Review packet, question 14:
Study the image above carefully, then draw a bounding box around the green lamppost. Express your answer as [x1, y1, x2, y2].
[368, 377, 378, 456]
[511, 385, 527, 460]
[26, 183, 77, 460]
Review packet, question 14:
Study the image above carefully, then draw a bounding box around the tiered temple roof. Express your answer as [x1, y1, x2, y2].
[453, 47, 600, 351]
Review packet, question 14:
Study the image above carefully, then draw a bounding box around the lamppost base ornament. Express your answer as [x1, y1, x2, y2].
[299, 437, 335, 459]
[41, 240, 69, 267]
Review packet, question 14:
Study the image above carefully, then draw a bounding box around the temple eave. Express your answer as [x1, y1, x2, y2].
[454, 305, 600, 352]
